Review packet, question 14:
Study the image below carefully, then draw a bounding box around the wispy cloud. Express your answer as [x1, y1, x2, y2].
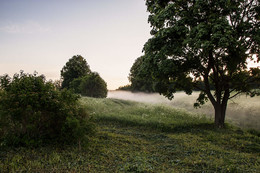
[0, 20, 51, 34]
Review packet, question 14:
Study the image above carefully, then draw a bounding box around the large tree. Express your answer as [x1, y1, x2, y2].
[61, 55, 91, 89]
[143, 0, 260, 127]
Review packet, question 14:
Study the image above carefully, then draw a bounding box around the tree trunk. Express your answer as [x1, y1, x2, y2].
[214, 102, 227, 128]
[203, 73, 230, 128]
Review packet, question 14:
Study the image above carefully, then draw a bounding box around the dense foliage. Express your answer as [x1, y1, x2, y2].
[143, 0, 260, 127]
[61, 55, 91, 89]
[61, 55, 107, 98]
[128, 56, 155, 92]
[70, 72, 108, 98]
[0, 72, 94, 147]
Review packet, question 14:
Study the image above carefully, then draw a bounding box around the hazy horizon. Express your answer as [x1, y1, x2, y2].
[0, 0, 151, 90]
[1, 1, 259, 90]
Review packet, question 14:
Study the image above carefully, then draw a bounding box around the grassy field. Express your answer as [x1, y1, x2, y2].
[108, 91, 260, 130]
[0, 97, 259, 172]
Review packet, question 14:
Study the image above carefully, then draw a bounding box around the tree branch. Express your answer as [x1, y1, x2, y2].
[229, 91, 242, 100]
[203, 73, 216, 106]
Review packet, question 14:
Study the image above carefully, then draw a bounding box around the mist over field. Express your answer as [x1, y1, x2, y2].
[108, 91, 260, 130]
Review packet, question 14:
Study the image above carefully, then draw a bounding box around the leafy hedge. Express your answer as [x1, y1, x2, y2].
[0, 71, 94, 147]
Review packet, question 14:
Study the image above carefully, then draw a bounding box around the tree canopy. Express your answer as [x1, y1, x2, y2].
[71, 72, 108, 98]
[61, 55, 91, 89]
[128, 56, 155, 92]
[61, 55, 107, 98]
[143, 0, 260, 127]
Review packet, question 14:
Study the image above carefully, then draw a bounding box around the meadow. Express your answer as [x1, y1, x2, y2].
[108, 91, 260, 130]
[1, 97, 259, 172]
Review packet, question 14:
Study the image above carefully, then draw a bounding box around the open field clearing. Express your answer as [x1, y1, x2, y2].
[2, 97, 259, 172]
[108, 91, 260, 130]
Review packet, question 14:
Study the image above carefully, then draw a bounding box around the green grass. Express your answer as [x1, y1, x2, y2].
[108, 91, 260, 130]
[82, 97, 211, 132]
[1, 97, 259, 172]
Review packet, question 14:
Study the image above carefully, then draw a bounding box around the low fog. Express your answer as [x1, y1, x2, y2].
[108, 91, 260, 130]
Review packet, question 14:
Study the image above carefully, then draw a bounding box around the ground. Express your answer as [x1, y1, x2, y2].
[0, 97, 259, 172]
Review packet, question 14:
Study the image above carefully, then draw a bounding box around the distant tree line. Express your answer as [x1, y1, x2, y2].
[118, 56, 216, 92]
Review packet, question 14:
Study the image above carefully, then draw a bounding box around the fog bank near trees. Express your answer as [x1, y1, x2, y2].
[108, 91, 260, 130]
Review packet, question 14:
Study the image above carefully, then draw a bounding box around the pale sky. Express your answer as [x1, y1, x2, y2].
[0, 0, 151, 90]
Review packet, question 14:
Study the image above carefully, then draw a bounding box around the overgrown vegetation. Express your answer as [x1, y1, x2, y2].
[1, 97, 259, 172]
[0, 72, 94, 147]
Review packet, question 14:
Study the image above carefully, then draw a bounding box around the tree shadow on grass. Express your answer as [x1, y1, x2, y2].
[96, 116, 225, 134]
[96, 116, 260, 154]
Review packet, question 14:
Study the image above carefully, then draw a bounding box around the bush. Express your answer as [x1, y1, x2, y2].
[0, 71, 94, 147]
[71, 72, 108, 98]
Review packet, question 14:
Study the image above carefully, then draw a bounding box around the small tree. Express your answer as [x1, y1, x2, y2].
[143, 0, 260, 127]
[71, 72, 108, 98]
[61, 55, 91, 89]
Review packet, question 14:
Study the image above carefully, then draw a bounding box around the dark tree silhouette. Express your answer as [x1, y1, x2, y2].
[143, 0, 260, 127]
[129, 56, 155, 92]
[61, 55, 91, 89]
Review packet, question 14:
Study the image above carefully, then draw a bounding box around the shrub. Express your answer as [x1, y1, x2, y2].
[71, 72, 108, 98]
[0, 71, 94, 147]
